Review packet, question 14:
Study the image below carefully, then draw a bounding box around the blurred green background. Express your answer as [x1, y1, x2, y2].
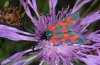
[0, 0, 100, 65]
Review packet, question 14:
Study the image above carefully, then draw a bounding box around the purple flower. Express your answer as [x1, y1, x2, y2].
[1, 0, 100, 65]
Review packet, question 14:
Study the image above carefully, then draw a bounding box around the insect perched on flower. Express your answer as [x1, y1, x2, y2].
[0, 0, 100, 65]
[46, 13, 85, 44]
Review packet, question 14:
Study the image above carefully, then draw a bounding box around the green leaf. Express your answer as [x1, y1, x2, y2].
[4, 0, 9, 8]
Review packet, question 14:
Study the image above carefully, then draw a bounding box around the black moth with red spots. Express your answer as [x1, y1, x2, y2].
[46, 13, 85, 44]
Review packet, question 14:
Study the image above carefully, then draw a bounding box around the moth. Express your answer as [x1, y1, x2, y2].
[46, 13, 85, 44]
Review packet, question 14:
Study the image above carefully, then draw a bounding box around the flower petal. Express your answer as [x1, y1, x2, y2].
[28, 0, 40, 17]
[49, 0, 58, 12]
[39, 60, 44, 65]
[93, 43, 100, 55]
[86, 30, 100, 43]
[35, 16, 48, 36]
[72, 0, 80, 11]
[80, 55, 100, 65]
[13, 53, 40, 65]
[48, 0, 58, 26]
[40, 41, 78, 65]
[0, 25, 38, 41]
[1, 49, 32, 65]
[19, 0, 38, 26]
[80, 10, 100, 25]
[72, 0, 91, 13]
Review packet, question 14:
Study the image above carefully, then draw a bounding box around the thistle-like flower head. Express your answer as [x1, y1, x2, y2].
[1, 0, 100, 65]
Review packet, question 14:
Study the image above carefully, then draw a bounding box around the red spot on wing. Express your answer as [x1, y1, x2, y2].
[61, 23, 67, 28]
[64, 33, 69, 38]
[57, 21, 68, 28]
[50, 35, 58, 42]
[57, 21, 64, 24]
[61, 38, 67, 43]
[61, 33, 69, 43]
[70, 34, 78, 43]
[48, 25, 56, 31]
[66, 17, 75, 23]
